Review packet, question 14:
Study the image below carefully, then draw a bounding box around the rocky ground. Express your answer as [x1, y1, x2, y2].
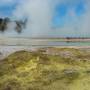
[0, 47, 90, 90]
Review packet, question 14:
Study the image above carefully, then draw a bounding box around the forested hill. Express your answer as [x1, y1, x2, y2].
[0, 17, 27, 33]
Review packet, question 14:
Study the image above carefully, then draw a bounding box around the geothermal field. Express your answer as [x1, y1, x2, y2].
[0, 0, 90, 90]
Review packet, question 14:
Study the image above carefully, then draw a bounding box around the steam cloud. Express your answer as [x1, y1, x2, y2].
[0, 0, 90, 37]
[13, 0, 52, 37]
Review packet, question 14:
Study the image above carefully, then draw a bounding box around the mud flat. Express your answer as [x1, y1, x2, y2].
[0, 46, 38, 60]
[0, 46, 90, 60]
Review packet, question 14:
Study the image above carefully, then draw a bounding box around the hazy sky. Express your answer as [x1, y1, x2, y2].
[0, 0, 90, 37]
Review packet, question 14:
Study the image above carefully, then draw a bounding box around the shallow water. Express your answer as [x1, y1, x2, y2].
[0, 38, 90, 46]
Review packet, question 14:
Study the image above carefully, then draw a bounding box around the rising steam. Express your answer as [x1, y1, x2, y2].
[0, 0, 90, 37]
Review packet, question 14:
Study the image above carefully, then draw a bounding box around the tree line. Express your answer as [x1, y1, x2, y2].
[0, 17, 27, 33]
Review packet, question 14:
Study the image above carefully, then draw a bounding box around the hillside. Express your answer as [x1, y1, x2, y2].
[0, 48, 90, 90]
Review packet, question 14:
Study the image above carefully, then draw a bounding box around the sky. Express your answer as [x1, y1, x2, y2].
[0, 0, 90, 37]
